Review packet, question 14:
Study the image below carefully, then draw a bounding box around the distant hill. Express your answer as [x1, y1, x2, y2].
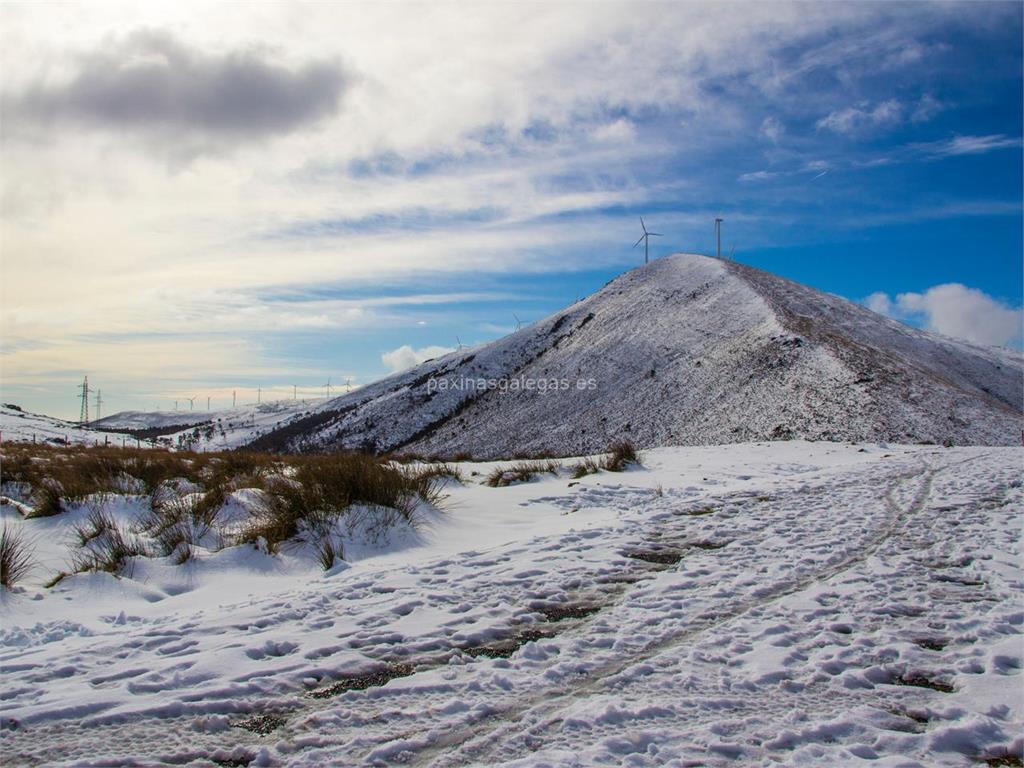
[0, 403, 153, 447]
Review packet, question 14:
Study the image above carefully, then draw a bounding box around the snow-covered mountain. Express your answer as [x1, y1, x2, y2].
[253, 254, 1023, 457]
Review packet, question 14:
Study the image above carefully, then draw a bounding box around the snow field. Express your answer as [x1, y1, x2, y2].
[0, 442, 1021, 766]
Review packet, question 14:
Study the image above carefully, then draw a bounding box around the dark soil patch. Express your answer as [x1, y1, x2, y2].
[536, 603, 603, 622]
[462, 628, 555, 659]
[309, 662, 417, 699]
[689, 540, 728, 550]
[934, 574, 985, 587]
[980, 755, 1024, 767]
[230, 713, 287, 735]
[892, 673, 954, 693]
[211, 756, 254, 767]
[883, 707, 930, 733]
[624, 548, 684, 566]
[896, 708, 931, 724]
[914, 637, 947, 651]
[594, 573, 648, 585]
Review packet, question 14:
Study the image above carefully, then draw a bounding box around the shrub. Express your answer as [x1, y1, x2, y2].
[601, 440, 640, 472]
[240, 453, 442, 551]
[27, 481, 66, 518]
[0, 524, 34, 589]
[203, 451, 275, 490]
[120, 450, 195, 494]
[6, 444, 445, 572]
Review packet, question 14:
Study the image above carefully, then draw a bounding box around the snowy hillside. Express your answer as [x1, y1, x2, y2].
[256, 255, 1024, 457]
[1, 443, 1021, 765]
[0, 404, 153, 447]
[94, 399, 331, 451]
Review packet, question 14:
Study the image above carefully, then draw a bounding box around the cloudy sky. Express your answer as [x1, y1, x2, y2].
[1, 1, 1021, 420]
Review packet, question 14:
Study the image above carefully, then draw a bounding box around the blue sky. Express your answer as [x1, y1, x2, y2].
[1, 1, 1021, 420]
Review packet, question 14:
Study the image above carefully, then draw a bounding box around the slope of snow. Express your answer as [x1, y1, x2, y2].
[94, 399, 337, 451]
[0, 404, 154, 447]
[258, 255, 1023, 457]
[1, 443, 1020, 766]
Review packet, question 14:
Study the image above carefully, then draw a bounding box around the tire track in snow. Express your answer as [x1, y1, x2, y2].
[402, 458, 947, 767]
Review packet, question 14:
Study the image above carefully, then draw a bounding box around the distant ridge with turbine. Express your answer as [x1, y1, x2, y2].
[242, 253, 1023, 457]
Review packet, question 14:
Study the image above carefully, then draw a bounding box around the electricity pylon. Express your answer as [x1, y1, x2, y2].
[78, 376, 90, 425]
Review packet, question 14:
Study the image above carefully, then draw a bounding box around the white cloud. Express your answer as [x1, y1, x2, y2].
[865, 284, 1023, 348]
[0, 1, 1017, 414]
[738, 170, 779, 182]
[922, 134, 1022, 157]
[816, 98, 902, 134]
[864, 291, 893, 316]
[591, 118, 636, 144]
[759, 116, 784, 142]
[910, 93, 944, 123]
[381, 344, 455, 373]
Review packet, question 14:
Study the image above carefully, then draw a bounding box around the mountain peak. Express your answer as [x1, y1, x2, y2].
[251, 255, 1022, 457]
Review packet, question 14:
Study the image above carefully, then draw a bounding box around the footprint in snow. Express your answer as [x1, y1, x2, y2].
[245, 640, 299, 660]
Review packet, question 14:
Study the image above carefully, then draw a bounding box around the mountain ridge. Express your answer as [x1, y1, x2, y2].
[244, 254, 1021, 457]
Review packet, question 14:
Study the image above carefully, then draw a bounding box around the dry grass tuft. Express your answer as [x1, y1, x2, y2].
[69, 512, 148, 578]
[570, 457, 601, 479]
[0, 524, 35, 589]
[485, 460, 560, 487]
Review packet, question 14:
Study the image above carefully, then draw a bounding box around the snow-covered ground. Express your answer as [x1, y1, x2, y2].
[1, 442, 1021, 766]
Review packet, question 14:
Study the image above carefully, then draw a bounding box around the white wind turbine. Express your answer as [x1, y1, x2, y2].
[634, 217, 663, 264]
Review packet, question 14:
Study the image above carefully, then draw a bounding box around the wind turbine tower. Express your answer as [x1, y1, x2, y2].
[715, 217, 724, 258]
[634, 217, 663, 264]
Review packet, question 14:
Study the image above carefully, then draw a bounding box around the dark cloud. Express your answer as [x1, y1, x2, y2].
[7, 30, 347, 143]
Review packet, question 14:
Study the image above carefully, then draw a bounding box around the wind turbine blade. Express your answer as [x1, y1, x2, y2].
[633, 235, 646, 247]
[648, 232, 663, 237]
[640, 216, 648, 234]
